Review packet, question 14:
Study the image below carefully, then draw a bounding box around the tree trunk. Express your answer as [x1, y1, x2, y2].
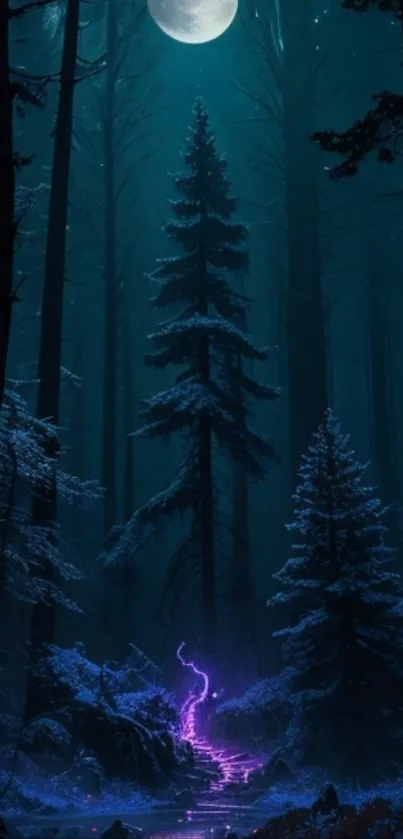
[229, 305, 255, 679]
[70, 297, 85, 544]
[231, 456, 256, 679]
[99, 0, 119, 656]
[0, 0, 15, 407]
[280, 0, 328, 473]
[24, 0, 80, 723]
[123, 305, 135, 523]
[198, 221, 217, 656]
[118, 303, 136, 652]
[101, 0, 118, 540]
[367, 244, 399, 519]
[198, 234, 216, 651]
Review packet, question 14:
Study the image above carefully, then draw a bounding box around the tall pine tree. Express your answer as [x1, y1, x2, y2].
[108, 99, 279, 652]
[269, 409, 403, 782]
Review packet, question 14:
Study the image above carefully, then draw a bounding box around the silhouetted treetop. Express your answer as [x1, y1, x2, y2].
[311, 92, 403, 178]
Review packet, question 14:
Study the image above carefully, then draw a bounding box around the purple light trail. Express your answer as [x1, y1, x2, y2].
[177, 641, 209, 744]
[176, 642, 263, 792]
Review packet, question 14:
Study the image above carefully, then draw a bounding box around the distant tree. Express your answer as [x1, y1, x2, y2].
[107, 99, 279, 652]
[75, 0, 161, 542]
[0, 0, 55, 407]
[237, 0, 329, 475]
[101, 0, 146, 542]
[269, 408, 403, 782]
[73, 0, 162, 657]
[311, 2, 403, 176]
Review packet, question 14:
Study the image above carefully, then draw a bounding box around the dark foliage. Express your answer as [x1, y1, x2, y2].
[269, 409, 403, 781]
[0, 384, 100, 608]
[311, 92, 403, 178]
[106, 99, 278, 634]
[19, 643, 194, 790]
[211, 673, 293, 750]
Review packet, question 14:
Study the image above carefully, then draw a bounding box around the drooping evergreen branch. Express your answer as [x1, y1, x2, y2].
[311, 91, 403, 178]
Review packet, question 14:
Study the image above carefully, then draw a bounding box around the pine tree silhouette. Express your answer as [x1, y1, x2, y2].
[270, 409, 403, 781]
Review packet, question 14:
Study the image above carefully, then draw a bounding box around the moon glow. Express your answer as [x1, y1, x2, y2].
[147, 0, 238, 44]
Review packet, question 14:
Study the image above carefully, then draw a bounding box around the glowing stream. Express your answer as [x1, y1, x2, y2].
[176, 642, 262, 793]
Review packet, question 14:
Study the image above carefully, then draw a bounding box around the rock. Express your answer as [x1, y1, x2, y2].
[100, 821, 129, 839]
[74, 749, 103, 795]
[20, 718, 73, 761]
[262, 753, 295, 784]
[311, 782, 340, 816]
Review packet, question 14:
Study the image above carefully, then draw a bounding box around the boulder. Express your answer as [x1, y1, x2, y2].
[262, 752, 295, 784]
[311, 782, 339, 816]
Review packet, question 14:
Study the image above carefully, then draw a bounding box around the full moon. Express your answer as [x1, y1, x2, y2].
[147, 0, 238, 44]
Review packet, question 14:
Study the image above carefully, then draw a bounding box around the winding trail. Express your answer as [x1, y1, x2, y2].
[176, 643, 263, 793]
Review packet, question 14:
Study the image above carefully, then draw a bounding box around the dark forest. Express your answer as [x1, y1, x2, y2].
[2, 0, 403, 836]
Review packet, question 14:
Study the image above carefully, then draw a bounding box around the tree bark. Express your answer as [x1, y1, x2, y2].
[24, 0, 80, 722]
[0, 0, 15, 407]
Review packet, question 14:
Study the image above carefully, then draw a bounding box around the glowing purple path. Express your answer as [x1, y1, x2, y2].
[176, 642, 262, 791]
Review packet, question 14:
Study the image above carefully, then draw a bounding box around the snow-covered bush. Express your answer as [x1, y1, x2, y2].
[211, 671, 293, 749]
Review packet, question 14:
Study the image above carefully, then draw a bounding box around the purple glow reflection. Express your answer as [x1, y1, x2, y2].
[177, 641, 209, 742]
